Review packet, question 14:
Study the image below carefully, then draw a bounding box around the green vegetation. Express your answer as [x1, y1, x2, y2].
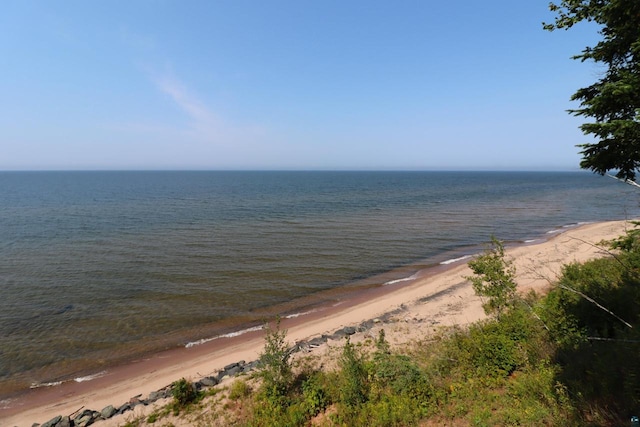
[172, 378, 199, 407]
[228, 379, 252, 401]
[255, 318, 294, 400]
[130, 225, 640, 426]
[544, 0, 640, 180]
[467, 236, 518, 318]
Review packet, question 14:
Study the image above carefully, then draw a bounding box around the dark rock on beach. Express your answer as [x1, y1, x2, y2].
[39, 415, 71, 427]
[243, 360, 259, 372]
[31, 315, 408, 427]
[198, 376, 218, 387]
[329, 326, 357, 340]
[40, 416, 61, 427]
[73, 409, 99, 427]
[116, 402, 131, 415]
[100, 404, 116, 419]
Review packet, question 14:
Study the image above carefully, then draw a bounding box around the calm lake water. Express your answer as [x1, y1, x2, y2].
[0, 171, 638, 398]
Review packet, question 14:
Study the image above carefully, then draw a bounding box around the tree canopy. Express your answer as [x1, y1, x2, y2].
[544, 0, 640, 180]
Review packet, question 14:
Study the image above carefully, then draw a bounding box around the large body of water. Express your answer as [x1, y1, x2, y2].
[0, 171, 638, 398]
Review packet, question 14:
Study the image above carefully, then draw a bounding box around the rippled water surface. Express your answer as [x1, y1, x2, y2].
[1, 171, 638, 396]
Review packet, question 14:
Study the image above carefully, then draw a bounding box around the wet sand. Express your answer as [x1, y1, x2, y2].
[1, 219, 634, 427]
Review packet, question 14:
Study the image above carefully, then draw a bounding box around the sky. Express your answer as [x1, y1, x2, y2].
[0, 1, 604, 171]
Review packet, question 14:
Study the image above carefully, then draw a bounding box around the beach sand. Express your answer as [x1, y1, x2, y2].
[1, 219, 634, 427]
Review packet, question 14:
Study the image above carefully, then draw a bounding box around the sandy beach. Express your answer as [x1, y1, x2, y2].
[2, 219, 634, 427]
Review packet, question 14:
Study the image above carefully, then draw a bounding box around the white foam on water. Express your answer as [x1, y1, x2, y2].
[547, 221, 592, 235]
[28, 369, 108, 391]
[384, 272, 420, 285]
[75, 371, 107, 383]
[185, 325, 264, 348]
[30, 380, 64, 389]
[439, 255, 473, 265]
[285, 309, 316, 319]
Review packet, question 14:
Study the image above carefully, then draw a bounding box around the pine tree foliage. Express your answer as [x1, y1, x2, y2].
[544, 0, 640, 180]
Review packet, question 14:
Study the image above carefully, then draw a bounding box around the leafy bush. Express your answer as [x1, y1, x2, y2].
[300, 373, 328, 417]
[172, 377, 198, 407]
[256, 319, 293, 399]
[338, 337, 369, 408]
[371, 330, 430, 399]
[444, 307, 547, 381]
[467, 236, 518, 317]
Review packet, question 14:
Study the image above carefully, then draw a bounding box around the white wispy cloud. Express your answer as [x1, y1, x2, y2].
[153, 73, 222, 133]
[146, 70, 274, 158]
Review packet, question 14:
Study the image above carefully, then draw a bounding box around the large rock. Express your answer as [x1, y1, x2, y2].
[116, 402, 131, 415]
[73, 410, 97, 427]
[100, 404, 116, 419]
[331, 326, 356, 339]
[223, 362, 239, 371]
[199, 376, 218, 387]
[148, 390, 166, 402]
[227, 366, 242, 376]
[40, 416, 61, 427]
[243, 360, 258, 372]
[307, 336, 328, 347]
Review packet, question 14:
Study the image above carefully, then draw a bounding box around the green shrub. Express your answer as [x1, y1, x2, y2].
[371, 330, 430, 400]
[350, 394, 423, 426]
[467, 236, 518, 318]
[172, 378, 198, 407]
[229, 379, 252, 400]
[300, 373, 329, 417]
[339, 337, 369, 408]
[256, 319, 293, 399]
[445, 307, 544, 380]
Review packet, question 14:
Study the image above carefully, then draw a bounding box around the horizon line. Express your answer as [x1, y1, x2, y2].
[0, 167, 585, 173]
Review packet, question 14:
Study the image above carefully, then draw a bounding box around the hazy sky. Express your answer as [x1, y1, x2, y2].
[1, 1, 603, 171]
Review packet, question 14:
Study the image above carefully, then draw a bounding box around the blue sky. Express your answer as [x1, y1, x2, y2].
[1, 1, 602, 171]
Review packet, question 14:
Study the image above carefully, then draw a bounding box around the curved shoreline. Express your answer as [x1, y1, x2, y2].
[1, 219, 635, 426]
[0, 221, 614, 401]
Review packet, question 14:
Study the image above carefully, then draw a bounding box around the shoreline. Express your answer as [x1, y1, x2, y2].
[1, 219, 634, 426]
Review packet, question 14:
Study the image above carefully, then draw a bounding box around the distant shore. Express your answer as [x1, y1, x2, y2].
[1, 219, 635, 427]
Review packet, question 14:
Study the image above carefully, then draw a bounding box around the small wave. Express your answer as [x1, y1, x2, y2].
[0, 398, 16, 410]
[440, 255, 472, 265]
[185, 325, 264, 348]
[30, 380, 64, 389]
[29, 370, 107, 390]
[524, 239, 538, 243]
[546, 222, 594, 235]
[285, 310, 316, 319]
[562, 222, 590, 229]
[384, 273, 419, 285]
[75, 371, 107, 383]
[548, 222, 588, 234]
